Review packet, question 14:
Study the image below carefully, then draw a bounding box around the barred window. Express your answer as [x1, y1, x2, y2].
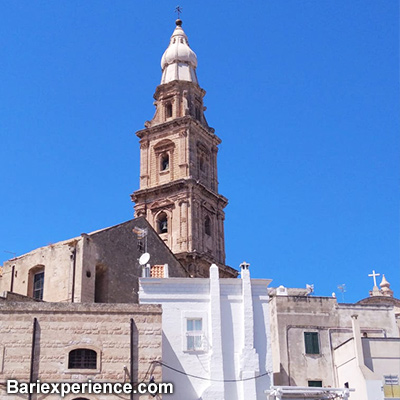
[68, 349, 97, 369]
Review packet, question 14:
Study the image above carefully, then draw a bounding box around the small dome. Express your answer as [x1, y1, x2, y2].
[380, 274, 390, 289]
[160, 21, 198, 84]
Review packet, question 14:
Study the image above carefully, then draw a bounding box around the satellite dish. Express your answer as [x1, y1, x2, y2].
[139, 252, 150, 266]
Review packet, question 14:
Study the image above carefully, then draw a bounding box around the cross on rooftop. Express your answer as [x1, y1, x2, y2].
[368, 270, 380, 287]
[175, 5, 183, 19]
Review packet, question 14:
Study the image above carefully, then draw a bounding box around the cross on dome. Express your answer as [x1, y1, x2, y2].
[368, 269, 380, 287]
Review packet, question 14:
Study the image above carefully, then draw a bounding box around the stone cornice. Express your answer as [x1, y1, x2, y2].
[137, 116, 219, 143]
[0, 301, 162, 315]
[132, 178, 228, 207]
[153, 80, 205, 100]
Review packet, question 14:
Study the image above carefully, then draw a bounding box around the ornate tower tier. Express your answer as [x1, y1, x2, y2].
[131, 20, 237, 278]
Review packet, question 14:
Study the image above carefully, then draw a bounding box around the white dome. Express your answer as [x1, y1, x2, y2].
[160, 21, 198, 85]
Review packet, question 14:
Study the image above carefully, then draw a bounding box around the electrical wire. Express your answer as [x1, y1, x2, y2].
[152, 360, 271, 383]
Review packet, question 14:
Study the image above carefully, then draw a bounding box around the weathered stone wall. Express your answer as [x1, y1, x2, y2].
[84, 218, 188, 303]
[0, 218, 188, 304]
[0, 236, 82, 303]
[0, 302, 162, 400]
[269, 295, 399, 387]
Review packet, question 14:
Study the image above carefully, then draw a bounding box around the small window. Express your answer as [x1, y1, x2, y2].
[205, 216, 211, 236]
[199, 156, 205, 172]
[304, 332, 320, 355]
[161, 153, 169, 171]
[165, 103, 172, 118]
[158, 212, 168, 234]
[308, 380, 322, 387]
[186, 318, 203, 351]
[384, 375, 399, 385]
[33, 271, 44, 300]
[68, 349, 97, 369]
[195, 107, 201, 120]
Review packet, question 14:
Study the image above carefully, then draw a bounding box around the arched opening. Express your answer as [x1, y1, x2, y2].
[68, 349, 97, 369]
[160, 153, 169, 171]
[165, 102, 173, 118]
[157, 212, 168, 234]
[205, 216, 211, 236]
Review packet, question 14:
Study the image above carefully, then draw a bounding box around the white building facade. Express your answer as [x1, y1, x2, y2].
[139, 263, 272, 400]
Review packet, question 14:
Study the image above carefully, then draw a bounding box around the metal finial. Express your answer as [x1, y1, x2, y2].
[175, 5, 183, 19]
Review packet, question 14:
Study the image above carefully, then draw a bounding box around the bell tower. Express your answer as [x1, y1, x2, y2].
[131, 19, 237, 278]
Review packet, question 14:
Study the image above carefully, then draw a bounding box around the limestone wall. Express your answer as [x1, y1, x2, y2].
[0, 236, 81, 303]
[0, 302, 162, 400]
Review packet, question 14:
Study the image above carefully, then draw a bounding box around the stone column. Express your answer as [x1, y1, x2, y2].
[139, 141, 149, 188]
[211, 146, 218, 191]
[179, 130, 188, 176]
[179, 200, 188, 252]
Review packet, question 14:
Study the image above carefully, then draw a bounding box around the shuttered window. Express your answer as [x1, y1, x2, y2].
[304, 332, 320, 354]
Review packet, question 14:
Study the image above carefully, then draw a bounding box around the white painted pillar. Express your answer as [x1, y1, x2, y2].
[351, 315, 365, 367]
[240, 262, 260, 400]
[201, 264, 225, 400]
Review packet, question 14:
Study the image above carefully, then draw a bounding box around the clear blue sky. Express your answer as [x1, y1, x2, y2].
[0, 1, 398, 302]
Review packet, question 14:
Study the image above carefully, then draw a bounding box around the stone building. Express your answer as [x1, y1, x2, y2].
[139, 263, 272, 400]
[268, 276, 400, 399]
[131, 19, 237, 279]
[0, 217, 188, 303]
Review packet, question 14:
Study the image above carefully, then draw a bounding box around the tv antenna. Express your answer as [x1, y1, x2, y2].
[132, 226, 148, 253]
[3, 250, 17, 260]
[306, 284, 314, 295]
[337, 284, 346, 302]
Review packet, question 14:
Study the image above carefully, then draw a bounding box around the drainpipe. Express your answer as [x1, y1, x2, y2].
[71, 247, 77, 303]
[10, 265, 15, 292]
[130, 318, 134, 400]
[29, 318, 38, 400]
